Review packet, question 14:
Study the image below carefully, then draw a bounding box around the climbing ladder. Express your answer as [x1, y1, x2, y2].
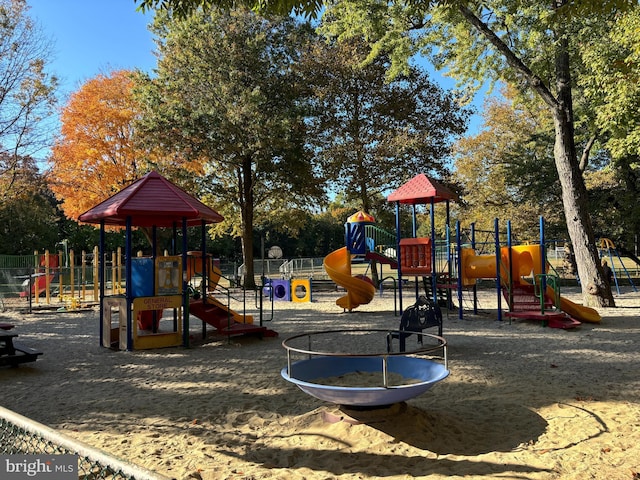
[504, 274, 580, 329]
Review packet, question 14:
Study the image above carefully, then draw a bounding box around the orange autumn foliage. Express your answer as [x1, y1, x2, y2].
[48, 70, 202, 222]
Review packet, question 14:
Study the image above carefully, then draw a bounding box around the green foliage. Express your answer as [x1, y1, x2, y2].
[134, 0, 324, 19]
[574, 6, 640, 249]
[452, 90, 565, 240]
[586, 157, 640, 249]
[134, 8, 326, 286]
[0, 158, 58, 254]
[301, 36, 470, 213]
[580, 6, 640, 160]
[136, 8, 325, 228]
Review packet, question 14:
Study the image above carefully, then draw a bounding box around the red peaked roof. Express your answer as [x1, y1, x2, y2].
[78, 171, 224, 227]
[387, 174, 458, 205]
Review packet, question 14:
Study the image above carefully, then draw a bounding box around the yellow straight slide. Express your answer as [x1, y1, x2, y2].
[550, 287, 601, 323]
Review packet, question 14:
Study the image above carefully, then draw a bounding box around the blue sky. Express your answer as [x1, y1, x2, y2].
[28, 0, 157, 97]
[27, 0, 484, 154]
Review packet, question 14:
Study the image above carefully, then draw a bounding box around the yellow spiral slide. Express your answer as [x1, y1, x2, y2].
[323, 247, 376, 311]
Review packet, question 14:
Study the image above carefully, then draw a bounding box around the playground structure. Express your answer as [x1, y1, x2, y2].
[78, 171, 276, 351]
[459, 237, 599, 327]
[385, 174, 601, 328]
[19, 253, 59, 300]
[263, 278, 313, 303]
[321, 174, 602, 328]
[0, 246, 119, 313]
[13, 249, 98, 310]
[186, 250, 277, 338]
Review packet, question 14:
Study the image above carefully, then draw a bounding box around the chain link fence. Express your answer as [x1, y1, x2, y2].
[0, 406, 172, 480]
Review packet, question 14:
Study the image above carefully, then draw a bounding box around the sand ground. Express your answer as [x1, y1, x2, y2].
[1, 286, 639, 480]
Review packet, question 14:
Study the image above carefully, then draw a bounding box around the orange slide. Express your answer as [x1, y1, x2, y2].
[323, 247, 376, 311]
[186, 251, 222, 292]
[186, 252, 276, 336]
[461, 245, 601, 324]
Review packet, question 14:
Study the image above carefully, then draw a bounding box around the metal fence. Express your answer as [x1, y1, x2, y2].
[0, 406, 172, 480]
[278, 257, 326, 279]
[0, 255, 245, 311]
[236, 258, 332, 282]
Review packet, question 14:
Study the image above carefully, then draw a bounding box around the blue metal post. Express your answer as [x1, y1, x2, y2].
[182, 218, 190, 347]
[456, 220, 463, 319]
[539, 216, 547, 313]
[125, 216, 133, 351]
[471, 222, 477, 314]
[430, 198, 437, 305]
[495, 218, 502, 322]
[445, 223, 451, 310]
[395, 201, 403, 312]
[446, 200, 452, 309]
[507, 220, 513, 312]
[99, 220, 105, 347]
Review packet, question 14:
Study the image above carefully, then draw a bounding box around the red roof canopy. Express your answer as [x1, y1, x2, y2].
[387, 174, 458, 205]
[78, 171, 224, 227]
[347, 210, 375, 224]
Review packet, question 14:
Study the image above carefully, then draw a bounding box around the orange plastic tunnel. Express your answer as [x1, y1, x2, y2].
[460, 245, 544, 286]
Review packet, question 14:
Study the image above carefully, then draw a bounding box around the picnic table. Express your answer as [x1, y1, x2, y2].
[0, 330, 42, 367]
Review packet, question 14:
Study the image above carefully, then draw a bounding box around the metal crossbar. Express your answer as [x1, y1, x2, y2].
[0, 406, 172, 480]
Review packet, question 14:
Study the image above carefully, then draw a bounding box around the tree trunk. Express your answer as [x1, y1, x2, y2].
[552, 112, 613, 307]
[553, 30, 614, 307]
[240, 159, 257, 290]
[457, 2, 614, 307]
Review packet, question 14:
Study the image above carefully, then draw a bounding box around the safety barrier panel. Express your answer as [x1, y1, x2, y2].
[399, 238, 432, 275]
[271, 279, 291, 301]
[291, 279, 312, 303]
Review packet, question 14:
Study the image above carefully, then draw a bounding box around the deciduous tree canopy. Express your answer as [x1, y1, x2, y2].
[134, 9, 325, 287]
[302, 36, 469, 214]
[0, 156, 59, 254]
[48, 70, 152, 221]
[453, 88, 564, 240]
[0, 0, 57, 200]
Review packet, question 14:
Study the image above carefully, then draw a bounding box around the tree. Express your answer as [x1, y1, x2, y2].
[453, 88, 565, 240]
[302, 36, 469, 214]
[133, 0, 635, 306]
[318, 0, 624, 307]
[48, 70, 194, 223]
[0, 0, 57, 200]
[580, 6, 640, 249]
[134, 9, 325, 288]
[49, 70, 148, 220]
[581, 5, 640, 163]
[0, 156, 59, 254]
